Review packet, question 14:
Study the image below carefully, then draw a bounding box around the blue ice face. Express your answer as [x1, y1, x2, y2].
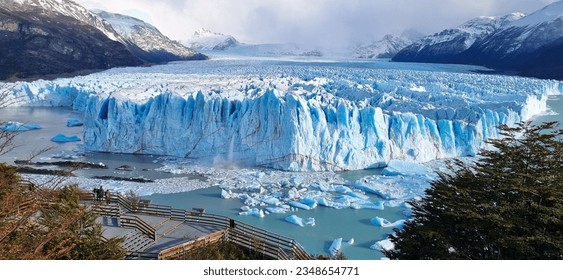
[6, 58, 561, 171]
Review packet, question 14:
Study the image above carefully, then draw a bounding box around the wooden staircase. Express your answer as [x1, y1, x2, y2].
[79, 191, 312, 260]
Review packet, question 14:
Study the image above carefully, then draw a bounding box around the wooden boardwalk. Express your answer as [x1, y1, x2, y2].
[80, 192, 311, 260]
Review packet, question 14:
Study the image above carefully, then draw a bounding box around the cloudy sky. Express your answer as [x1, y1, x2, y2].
[76, 0, 558, 50]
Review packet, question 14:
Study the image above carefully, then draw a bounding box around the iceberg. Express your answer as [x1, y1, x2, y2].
[370, 216, 406, 228]
[0, 121, 41, 132]
[300, 198, 318, 209]
[305, 217, 316, 226]
[4, 59, 561, 171]
[50, 134, 81, 143]
[239, 208, 265, 218]
[351, 201, 385, 210]
[221, 189, 233, 199]
[266, 205, 290, 214]
[289, 201, 312, 210]
[286, 215, 303, 226]
[66, 119, 84, 127]
[329, 238, 343, 256]
[370, 239, 395, 251]
[355, 173, 431, 201]
[285, 215, 315, 227]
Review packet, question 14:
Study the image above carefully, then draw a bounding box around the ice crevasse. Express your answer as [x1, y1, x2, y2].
[83, 89, 556, 171]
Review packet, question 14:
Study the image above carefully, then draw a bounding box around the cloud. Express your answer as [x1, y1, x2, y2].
[76, 0, 558, 51]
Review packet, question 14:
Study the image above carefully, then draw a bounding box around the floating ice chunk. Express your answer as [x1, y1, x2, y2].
[304, 217, 315, 226]
[270, 191, 283, 198]
[347, 238, 355, 245]
[240, 206, 250, 211]
[51, 151, 80, 159]
[315, 197, 331, 207]
[329, 238, 343, 256]
[1, 121, 42, 132]
[286, 188, 301, 199]
[50, 134, 81, 142]
[221, 189, 232, 199]
[285, 215, 304, 227]
[285, 215, 315, 227]
[290, 175, 304, 186]
[266, 205, 290, 214]
[351, 201, 385, 210]
[355, 175, 431, 201]
[243, 197, 260, 207]
[237, 183, 263, 193]
[370, 216, 405, 228]
[335, 185, 352, 193]
[262, 197, 281, 206]
[370, 239, 395, 251]
[383, 200, 407, 208]
[310, 183, 329, 192]
[347, 191, 370, 200]
[66, 119, 84, 127]
[239, 208, 265, 218]
[300, 198, 318, 209]
[289, 201, 311, 210]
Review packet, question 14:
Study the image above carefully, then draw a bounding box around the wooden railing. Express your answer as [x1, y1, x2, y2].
[158, 230, 226, 260]
[120, 214, 157, 241]
[79, 191, 312, 260]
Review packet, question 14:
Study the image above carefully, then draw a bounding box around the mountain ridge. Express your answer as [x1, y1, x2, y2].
[393, 1, 563, 80]
[0, 0, 205, 81]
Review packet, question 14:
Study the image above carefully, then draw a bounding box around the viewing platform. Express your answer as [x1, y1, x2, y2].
[79, 192, 311, 260]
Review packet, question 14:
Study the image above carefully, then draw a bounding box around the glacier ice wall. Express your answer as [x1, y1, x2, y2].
[4, 60, 562, 171]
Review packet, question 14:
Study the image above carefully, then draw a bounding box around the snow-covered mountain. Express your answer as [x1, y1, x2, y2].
[183, 29, 323, 57]
[225, 43, 323, 57]
[0, 0, 142, 80]
[394, 1, 563, 80]
[463, 1, 563, 79]
[7, 0, 124, 41]
[0, 0, 205, 80]
[393, 13, 525, 62]
[184, 28, 239, 51]
[353, 30, 424, 59]
[96, 11, 205, 63]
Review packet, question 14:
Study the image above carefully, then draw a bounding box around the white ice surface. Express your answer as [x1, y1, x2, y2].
[50, 134, 81, 142]
[0, 121, 41, 132]
[329, 238, 343, 256]
[5, 58, 560, 171]
[370, 239, 395, 251]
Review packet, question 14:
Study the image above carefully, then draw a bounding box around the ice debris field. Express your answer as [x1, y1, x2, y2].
[3, 57, 563, 257]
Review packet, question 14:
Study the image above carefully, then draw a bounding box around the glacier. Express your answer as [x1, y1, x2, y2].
[4, 58, 562, 171]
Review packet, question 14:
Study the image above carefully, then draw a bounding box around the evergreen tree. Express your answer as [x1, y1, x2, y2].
[385, 122, 563, 260]
[0, 165, 126, 259]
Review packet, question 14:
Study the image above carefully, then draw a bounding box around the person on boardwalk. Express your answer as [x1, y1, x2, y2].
[105, 189, 111, 205]
[98, 186, 104, 201]
[92, 187, 97, 201]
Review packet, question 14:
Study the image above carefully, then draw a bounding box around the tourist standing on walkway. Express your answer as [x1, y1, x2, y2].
[105, 190, 111, 205]
[98, 186, 104, 202]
